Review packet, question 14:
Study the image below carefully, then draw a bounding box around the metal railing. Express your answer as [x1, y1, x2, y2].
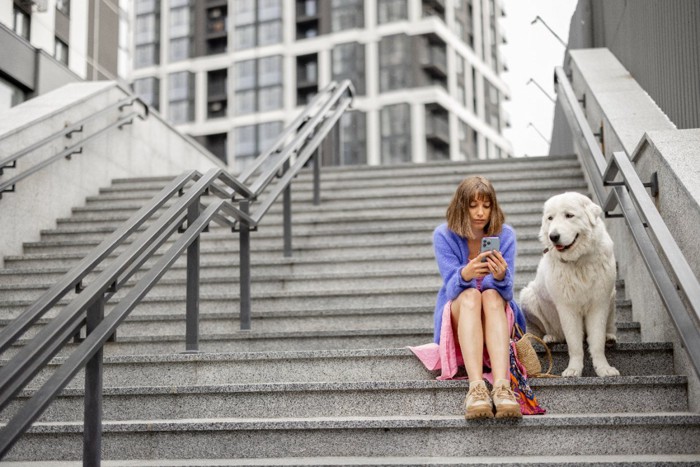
[0, 96, 148, 198]
[0, 80, 353, 464]
[554, 66, 700, 377]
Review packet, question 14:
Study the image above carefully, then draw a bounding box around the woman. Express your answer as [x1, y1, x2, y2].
[431, 176, 527, 419]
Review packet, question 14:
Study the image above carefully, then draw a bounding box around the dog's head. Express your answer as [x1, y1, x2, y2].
[539, 192, 603, 261]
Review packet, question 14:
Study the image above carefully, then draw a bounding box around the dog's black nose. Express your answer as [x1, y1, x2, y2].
[549, 232, 560, 243]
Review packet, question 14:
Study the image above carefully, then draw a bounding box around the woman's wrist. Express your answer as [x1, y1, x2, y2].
[461, 266, 472, 282]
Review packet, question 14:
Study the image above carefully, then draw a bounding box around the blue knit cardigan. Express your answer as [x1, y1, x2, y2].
[432, 222, 525, 343]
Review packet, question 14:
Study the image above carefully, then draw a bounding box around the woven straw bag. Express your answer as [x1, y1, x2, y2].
[513, 324, 556, 378]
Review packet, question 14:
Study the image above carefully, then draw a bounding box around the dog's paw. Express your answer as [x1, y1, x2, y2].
[561, 366, 582, 377]
[605, 334, 617, 347]
[595, 365, 620, 377]
[543, 334, 558, 344]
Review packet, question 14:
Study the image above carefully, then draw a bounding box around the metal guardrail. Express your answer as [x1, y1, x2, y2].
[0, 80, 354, 464]
[0, 96, 148, 197]
[554, 66, 700, 378]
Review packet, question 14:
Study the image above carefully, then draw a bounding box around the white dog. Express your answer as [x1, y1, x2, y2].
[520, 192, 619, 377]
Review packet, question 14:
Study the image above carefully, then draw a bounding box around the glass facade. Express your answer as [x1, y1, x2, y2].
[337, 110, 367, 166]
[169, 1, 192, 62]
[54, 38, 69, 65]
[207, 69, 227, 118]
[133, 77, 160, 110]
[0, 76, 26, 111]
[234, 0, 282, 50]
[234, 121, 283, 172]
[380, 104, 411, 164]
[13, 5, 30, 41]
[168, 71, 195, 124]
[377, 0, 408, 24]
[134, 0, 159, 68]
[379, 34, 411, 92]
[331, 0, 363, 32]
[234, 56, 283, 115]
[332, 42, 365, 95]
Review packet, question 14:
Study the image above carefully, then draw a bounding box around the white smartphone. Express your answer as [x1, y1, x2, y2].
[480, 236, 500, 262]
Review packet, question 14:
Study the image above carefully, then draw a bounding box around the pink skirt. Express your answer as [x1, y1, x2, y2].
[409, 299, 515, 383]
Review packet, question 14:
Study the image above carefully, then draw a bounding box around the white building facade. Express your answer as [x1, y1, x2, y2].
[129, 0, 512, 171]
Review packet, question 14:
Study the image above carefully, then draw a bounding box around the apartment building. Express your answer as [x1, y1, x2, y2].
[129, 0, 511, 171]
[0, 0, 127, 112]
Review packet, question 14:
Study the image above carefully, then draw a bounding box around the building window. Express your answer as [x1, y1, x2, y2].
[13, 5, 30, 41]
[169, 1, 192, 62]
[425, 103, 449, 161]
[379, 34, 412, 92]
[332, 42, 365, 96]
[56, 0, 70, 16]
[197, 133, 228, 163]
[0, 76, 26, 111]
[331, 0, 363, 32]
[296, 0, 319, 39]
[205, 5, 228, 55]
[234, 121, 283, 173]
[134, 1, 160, 68]
[54, 38, 69, 65]
[377, 0, 407, 24]
[296, 54, 318, 105]
[235, 0, 282, 50]
[207, 69, 227, 119]
[168, 71, 195, 124]
[234, 56, 283, 115]
[133, 77, 160, 111]
[419, 34, 447, 89]
[422, 0, 445, 20]
[380, 104, 411, 164]
[483, 77, 500, 130]
[336, 110, 366, 166]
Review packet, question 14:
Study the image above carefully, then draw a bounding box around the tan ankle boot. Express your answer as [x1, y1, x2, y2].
[491, 379, 522, 419]
[464, 380, 494, 419]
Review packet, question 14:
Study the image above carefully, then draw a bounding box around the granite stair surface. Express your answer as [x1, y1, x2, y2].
[1, 155, 698, 465]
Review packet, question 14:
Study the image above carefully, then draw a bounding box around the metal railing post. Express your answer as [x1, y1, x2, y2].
[185, 201, 200, 351]
[283, 159, 292, 257]
[83, 297, 105, 467]
[313, 147, 321, 206]
[239, 199, 251, 330]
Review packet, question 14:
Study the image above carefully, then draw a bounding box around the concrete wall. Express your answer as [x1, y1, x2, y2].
[0, 81, 226, 267]
[567, 48, 700, 410]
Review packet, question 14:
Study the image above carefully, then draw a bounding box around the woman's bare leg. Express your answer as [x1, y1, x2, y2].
[481, 289, 510, 382]
[451, 289, 484, 381]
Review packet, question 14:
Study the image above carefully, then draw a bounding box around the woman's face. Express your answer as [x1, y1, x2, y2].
[468, 196, 491, 232]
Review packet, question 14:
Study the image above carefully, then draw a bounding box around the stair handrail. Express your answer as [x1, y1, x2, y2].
[0, 168, 254, 462]
[0, 96, 149, 197]
[232, 80, 354, 329]
[0, 80, 354, 463]
[554, 66, 700, 377]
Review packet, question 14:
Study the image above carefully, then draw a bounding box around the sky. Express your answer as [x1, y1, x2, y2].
[500, 0, 578, 157]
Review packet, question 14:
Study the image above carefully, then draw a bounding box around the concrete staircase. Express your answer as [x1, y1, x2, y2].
[1, 155, 699, 465]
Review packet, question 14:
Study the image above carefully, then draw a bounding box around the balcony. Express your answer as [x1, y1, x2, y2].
[419, 43, 447, 79]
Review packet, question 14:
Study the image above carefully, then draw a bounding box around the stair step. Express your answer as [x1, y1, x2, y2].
[4, 376, 687, 423]
[5, 413, 700, 461]
[4, 454, 700, 466]
[15, 344, 675, 391]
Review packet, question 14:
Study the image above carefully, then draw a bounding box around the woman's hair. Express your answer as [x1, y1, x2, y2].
[446, 176, 505, 238]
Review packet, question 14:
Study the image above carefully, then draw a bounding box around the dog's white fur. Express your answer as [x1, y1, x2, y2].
[520, 192, 619, 377]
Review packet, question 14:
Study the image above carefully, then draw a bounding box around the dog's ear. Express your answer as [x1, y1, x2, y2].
[583, 198, 603, 226]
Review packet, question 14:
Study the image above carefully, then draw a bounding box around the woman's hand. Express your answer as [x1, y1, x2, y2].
[461, 251, 493, 281]
[485, 250, 508, 281]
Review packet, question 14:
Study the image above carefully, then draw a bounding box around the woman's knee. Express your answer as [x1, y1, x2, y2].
[452, 289, 481, 317]
[481, 289, 505, 309]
